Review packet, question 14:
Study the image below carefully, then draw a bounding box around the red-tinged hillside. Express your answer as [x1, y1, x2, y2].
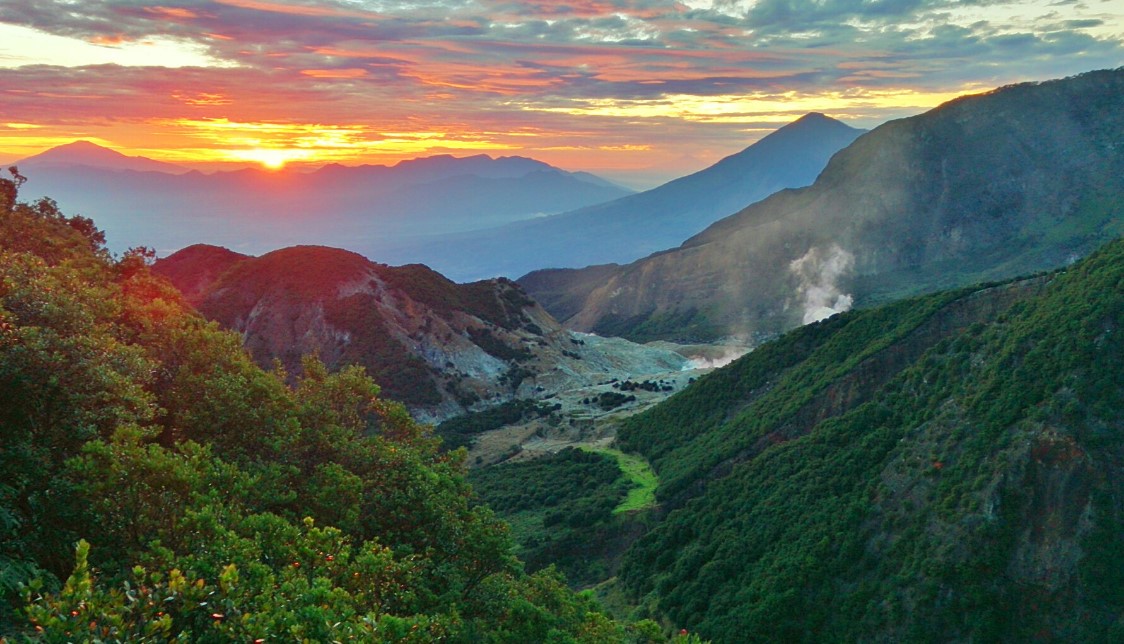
[150, 243, 249, 304]
[155, 245, 688, 421]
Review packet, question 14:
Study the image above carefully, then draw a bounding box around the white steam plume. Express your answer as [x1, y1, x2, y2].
[683, 346, 751, 370]
[789, 244, 855, 324]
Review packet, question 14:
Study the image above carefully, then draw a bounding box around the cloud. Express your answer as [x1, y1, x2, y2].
[211, 0, 378, 19]
[0, 0, 1120, 171]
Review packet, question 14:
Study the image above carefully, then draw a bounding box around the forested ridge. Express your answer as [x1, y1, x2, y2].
[0, 170, 688, 642]
[615, 237, 1124, 641]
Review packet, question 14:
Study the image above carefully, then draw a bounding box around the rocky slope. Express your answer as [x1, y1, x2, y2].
[522, 68, 1124, 343]
[375, 113, 864, 281]
[613, 235, 1124, 641]
[154, 244, 688, 422]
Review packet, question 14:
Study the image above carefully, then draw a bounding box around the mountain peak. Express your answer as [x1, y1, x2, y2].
[777, 112, 856, 133]
[18, 140, 189, 174]
[57, 140, 105, 151]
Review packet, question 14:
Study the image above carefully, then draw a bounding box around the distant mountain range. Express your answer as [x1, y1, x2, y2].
[368, 113, 865, 280]
[12, 116, 863, 283]
[15, 146, 633, 255]
[153, 244, 687, 422]
[521, 68, 1124, 343]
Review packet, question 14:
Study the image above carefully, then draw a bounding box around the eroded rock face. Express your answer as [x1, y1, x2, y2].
[155, 244, 688, 422]
[524, 69, 1124, 344]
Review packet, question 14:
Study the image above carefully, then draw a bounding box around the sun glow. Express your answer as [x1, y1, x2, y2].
[144, 118, 521, 167]
[229, 147, 313, 170]
[522, 87, 984, 122]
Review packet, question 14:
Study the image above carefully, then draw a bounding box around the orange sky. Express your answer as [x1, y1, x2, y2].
[1, 0, 1121, 185]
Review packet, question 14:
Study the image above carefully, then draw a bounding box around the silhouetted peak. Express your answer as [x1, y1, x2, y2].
[778, 112, 855, 133]
[19, 140, 189, 174]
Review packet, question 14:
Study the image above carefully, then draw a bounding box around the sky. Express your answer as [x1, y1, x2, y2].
[0, 0, 1121, 186]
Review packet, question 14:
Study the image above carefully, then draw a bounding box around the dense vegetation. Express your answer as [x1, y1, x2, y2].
[0, 171, 676, 641]
[617, 288, 970, 500]
[436, 399, 559, 451]
[469, 449, 636, 588]
[614, 238, 1124, 641]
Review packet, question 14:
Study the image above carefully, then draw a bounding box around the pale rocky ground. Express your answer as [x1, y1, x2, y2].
[465, 338, 751, 467]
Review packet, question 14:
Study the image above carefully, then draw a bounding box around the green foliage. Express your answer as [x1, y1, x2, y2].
[618, 289, 967, 502]
[615, 238, 1124, 641]
[470, 449, 632, 587]
[436, 399, 559, 450]
[595, 391, 636, 411]
[0, 181, 662, 642]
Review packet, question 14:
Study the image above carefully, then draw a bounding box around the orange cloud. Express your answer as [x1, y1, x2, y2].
[143, 6, 199, 21]
[301, 69, 369, 79]
[173, 92, 233, 106]
[90, 34, 131, 46]
[401, 62, 564, 96]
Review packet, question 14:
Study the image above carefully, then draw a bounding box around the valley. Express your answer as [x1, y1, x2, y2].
[459, 353, 715, 468]
[2, 65, 1122, 643]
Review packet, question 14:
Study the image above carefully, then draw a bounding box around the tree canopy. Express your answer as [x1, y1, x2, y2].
[0, 169, 681, 642]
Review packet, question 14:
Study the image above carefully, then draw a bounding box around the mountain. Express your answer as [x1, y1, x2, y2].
[17, 152, 632, 255]
[522, 68, 1124, 342]
[150, 243, 249, 303]
[15, 140, 189, 174]
[365, 113, 865, 281]
[384, 153, 578, 182]
[153, 245, 687, 422]
[612, 236, 1124, 641]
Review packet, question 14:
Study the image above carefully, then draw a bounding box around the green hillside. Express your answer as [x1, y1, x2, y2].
[469, 448, 635, 588]
[615, 238, 1124, 641]
[0, 172, 674, 641]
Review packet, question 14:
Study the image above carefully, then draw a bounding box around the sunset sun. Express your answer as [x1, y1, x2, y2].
[257, 152, 288, 170]
[234, 147, 311, 170]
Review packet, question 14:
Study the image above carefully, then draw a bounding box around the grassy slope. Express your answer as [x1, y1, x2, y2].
[579, 446, 659, 514]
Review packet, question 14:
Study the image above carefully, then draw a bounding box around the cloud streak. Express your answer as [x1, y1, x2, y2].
[0, 0, 1120, 175]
